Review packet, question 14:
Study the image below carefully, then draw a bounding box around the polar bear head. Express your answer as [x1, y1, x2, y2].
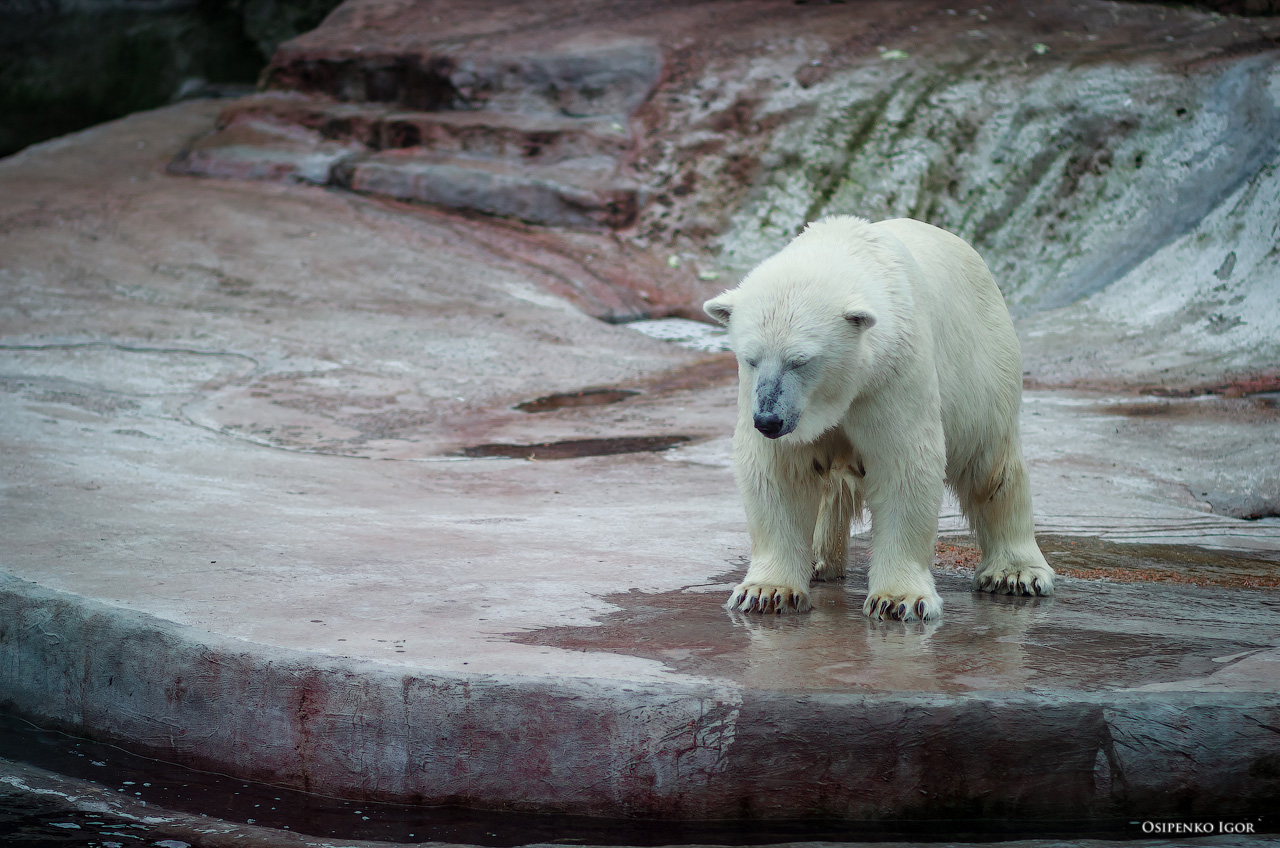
[704, 217, 907, 444]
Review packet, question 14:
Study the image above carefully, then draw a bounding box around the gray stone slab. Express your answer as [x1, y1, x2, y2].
[167, 116, 362, 184]
[210, 93, 631, 162]
[171, 100, 640, 228]
[334, 151, 639, 229]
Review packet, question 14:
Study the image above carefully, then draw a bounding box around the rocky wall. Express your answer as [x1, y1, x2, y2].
[624, 2, 1280, 386]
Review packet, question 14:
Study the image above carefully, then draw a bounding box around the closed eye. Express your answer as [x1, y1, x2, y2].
[785, 356, 813, 370]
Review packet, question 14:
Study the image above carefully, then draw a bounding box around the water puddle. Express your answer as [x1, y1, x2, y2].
[461, 434, 692, 459]
[513, 538, 1280, 693]
[514, 388, 639, 412]
[1034, 534, 1280, 589]
[1091, 393, 1280, 422]
[1147, 373, 1280, 399]
[624, 317, 731, 352]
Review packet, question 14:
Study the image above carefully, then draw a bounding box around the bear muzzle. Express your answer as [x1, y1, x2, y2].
[752, 370, 800, 439]
[753, 411, 795, 439]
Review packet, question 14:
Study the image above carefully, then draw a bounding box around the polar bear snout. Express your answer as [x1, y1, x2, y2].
[753, 411, 791, 439]
[752, 370, 800, 438]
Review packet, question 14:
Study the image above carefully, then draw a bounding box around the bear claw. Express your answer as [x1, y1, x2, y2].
[974, 564, 1055, 597]
[726, 583, 811, 614]
[863, 591, 941, 622]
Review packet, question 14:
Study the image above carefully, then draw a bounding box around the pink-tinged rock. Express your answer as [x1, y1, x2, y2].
[374, 110, 630, 163]
[168, 118, 361, 184]
[265, 36, 663, 118]
[335, 150, 639, 229]
[215, 92, 391, 149]
[215, 92, 631, 162]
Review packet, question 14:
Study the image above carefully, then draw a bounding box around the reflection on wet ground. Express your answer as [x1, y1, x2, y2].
[513, 539, 1280, 693]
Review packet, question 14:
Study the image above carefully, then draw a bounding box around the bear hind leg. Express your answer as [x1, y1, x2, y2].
[812, 472, 858, 582]
[959, 445, 1055, 596]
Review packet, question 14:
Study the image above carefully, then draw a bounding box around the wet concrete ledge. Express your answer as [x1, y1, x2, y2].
[3, 573, 1279, 824]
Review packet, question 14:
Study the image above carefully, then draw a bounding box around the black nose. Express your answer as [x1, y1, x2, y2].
[754, 413, 784, 438]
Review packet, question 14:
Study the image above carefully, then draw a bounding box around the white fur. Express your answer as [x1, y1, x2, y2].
[706, 216, 1054, 621]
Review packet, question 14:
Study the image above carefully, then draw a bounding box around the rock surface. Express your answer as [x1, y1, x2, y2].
[171, 25, 663, 229]
[169, 0, 1280, 391]
[2, 0, 1279, 839]
[2, 95, 1279, 830]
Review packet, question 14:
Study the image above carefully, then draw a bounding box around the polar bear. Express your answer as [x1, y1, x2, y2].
[704, 215, 1054, 621]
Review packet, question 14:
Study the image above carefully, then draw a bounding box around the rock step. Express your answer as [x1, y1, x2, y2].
[217, 93, 632, 164]
[170, 125, 640, 230]
[170, 102, 641, 229]
[333, 150, 639, 230]
[263, 37, 663, 119]
[167, 118, 362, 185]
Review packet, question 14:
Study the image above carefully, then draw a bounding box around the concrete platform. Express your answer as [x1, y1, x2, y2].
[2, 97, 1280, 835]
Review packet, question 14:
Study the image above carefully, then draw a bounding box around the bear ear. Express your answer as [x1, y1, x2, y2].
[704, 291, 736, 326]
[844, 308, 877, 330]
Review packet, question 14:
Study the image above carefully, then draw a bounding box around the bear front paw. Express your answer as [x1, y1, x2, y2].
[727, 583, 812, 614]
[974, 562, 1055, 596]
[862, 589, 942, 622]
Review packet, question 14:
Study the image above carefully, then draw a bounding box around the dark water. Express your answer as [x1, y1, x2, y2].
[1, 791, 186, 848]
[1, 712, 1274, 846]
